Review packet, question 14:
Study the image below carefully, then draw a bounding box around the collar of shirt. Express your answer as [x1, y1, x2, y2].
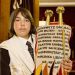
[17, 35, 33, 47]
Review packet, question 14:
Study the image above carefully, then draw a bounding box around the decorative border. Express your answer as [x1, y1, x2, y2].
[39, 2, 75, 7]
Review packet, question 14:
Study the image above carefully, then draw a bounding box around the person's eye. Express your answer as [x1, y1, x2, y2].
[15, 17, 21, 21]
[25, 19, 30, 22]
[15, 19, 20, 21]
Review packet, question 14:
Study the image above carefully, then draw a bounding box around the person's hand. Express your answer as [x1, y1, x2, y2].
[61, 58, 72, 72]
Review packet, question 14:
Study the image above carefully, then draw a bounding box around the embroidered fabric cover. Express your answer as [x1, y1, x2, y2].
[35, 25, 71, 75]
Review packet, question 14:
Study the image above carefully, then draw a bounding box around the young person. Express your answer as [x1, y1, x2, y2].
[0, 8, 72, 75]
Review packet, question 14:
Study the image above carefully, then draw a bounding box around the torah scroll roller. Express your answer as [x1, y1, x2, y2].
[45, 10, 53, 25]
[56, 6, 68, 75]
[56, 6, 65, 25]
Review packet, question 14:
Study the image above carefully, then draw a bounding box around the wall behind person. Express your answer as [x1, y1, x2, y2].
[0, 0, 10, 43]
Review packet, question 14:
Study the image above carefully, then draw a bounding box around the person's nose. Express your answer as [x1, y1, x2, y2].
[21, 20, 25, 26]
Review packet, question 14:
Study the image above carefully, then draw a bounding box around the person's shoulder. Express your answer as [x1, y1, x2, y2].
[0, 37, 13, 49]
[0, 41, 9, 53]
[0, 40, 8, 46]
[0, 39, 10, 45]
[0, 40, 9, 51]
[0, 36, 15, 45]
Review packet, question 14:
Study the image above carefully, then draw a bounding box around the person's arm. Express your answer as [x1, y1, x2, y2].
[0, 48, 11, 75]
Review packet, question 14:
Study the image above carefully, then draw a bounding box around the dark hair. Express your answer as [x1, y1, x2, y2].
[10, 8, 36, 36]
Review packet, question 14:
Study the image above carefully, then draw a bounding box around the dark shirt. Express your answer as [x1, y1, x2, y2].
[0, 48, 11, 75]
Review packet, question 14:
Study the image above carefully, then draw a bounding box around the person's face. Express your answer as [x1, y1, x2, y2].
[14, 12, 31, 39]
